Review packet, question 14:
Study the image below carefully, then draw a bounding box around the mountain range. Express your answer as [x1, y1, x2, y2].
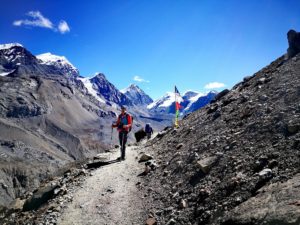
[0, 43, 217, 208]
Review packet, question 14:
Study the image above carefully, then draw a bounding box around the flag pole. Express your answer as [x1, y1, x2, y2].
[174, 85, 179, 128]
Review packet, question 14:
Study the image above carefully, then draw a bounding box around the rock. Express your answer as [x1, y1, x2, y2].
[243, 75, 253, 82]
[287, 29, 300, 58]
[197, 156, 217, 174]
[253, 156, 269, 172]
[167, 218, 176, 225]
[9, 198, 25, 211]
[145, 217, 157, 225]
[156, 130, 167, 138]
[144, 165, 151, 174]
[287, 121, 300, 134]
[164, 206, 174, 213]
[145, 160, 158, 170]
[176, 143, 184, 149]
[212, 109, 221, 120]
[223, 174, 300, 224]
[214, 89, 230, 102]
[207, 105, 218, 114]
[259, 94, 268, 101]
[163, 170, 170, 177]
[139, 154, 153, 162]
[258, 168, 273, 179]
[268, 159, 278, 168]
[179, 199, 187, 208]
[23, 184, 59, 211]
[257, 77, 266, 84]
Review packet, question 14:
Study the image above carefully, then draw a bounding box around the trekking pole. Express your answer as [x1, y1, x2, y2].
[110, 125, 113, 149]
[122, 131, 126, 159]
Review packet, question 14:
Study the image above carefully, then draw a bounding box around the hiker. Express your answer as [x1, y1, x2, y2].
[112, 106, 132, 160]
[145, 123, 153, 140]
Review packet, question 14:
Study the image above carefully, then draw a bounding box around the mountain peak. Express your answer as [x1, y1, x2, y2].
[37, 52, 72, 66]
[121, 84, 153, 106]
[36, 52, 79, 77]
[93, 73, 106, 79]
[121, 84, 142, 93]
[0, 43, 23, 50]
[129, 83, 138, 89]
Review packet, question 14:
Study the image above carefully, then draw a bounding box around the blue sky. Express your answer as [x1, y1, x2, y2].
[0, 0, 299, 100]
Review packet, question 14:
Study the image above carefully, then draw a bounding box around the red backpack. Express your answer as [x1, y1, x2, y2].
[118, 113, 133, 132]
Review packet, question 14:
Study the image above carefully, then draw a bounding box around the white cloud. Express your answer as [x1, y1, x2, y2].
[133, 75, 149, 83]
[204, 82, 226, 89]
[13, 11, 53, 29]
[13, 11, 70, 34]
[58, 20, 70, 34]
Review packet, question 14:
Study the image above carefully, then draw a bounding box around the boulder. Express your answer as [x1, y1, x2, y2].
[156, 130, 167, 138]
[214, 89, 229, 102]
[197, 156, 217, 174]
[179, 199, 187, 209]
[23, 184, 59, 211]
[9, 198, 25, 211]
[287, 121, 300, 134]
[287, 29, 300, 58]
[145, 217, 157, 225]
[139, 154, 153, 162]
[222, 174, 300, 224]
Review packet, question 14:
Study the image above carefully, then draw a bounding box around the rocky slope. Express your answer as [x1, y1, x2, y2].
[142, 49, 300, 223]
[0, 44, 118, 210]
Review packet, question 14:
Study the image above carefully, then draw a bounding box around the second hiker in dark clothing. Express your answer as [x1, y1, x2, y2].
[112, 106, 132, 160]
[145, 123, 153, 140]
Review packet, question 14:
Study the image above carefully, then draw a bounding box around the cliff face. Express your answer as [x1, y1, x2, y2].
[143, 53, 300, 224]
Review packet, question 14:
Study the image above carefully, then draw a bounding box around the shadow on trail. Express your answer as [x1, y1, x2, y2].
[137, 171, 148, 177]
[86, 159, 120, 169]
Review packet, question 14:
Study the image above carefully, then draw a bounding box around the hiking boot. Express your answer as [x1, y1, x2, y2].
[121, 157, 125, 161]
[117, 157, 122, 161]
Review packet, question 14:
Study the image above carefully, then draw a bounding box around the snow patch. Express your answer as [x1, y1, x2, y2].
[189, 93, 205, 102]
[0, 69, 15, 76]
[77, 77, 105, 103]
[0, 43, 23, 50]
[36, 52, 77, 70]
[147, 92, 183, 109]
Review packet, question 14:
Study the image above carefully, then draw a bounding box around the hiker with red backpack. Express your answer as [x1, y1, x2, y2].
[112, 106, 132, 161]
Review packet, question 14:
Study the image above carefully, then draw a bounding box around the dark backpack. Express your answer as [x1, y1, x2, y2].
[145, 124, 151, 133]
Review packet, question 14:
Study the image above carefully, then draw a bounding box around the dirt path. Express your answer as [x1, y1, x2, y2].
[57, 146, 147, 225]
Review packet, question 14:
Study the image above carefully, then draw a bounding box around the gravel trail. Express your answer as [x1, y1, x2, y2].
[57, 146, 147, 225]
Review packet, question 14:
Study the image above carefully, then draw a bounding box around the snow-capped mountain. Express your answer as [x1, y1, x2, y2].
[0, 43, 39, 67]
[184, 91, 217, 114]
[77, 73, 131, 107]
[77, 76, 106, 104]
[121, 84, 153, 106]
[0, 43, 23, 50]
[181, 90, 201, 108]
[147, 92, 184, 114]
[0, 43, 75, 78]
[37, 53, 79, 77]
[147, 90, 217, 115]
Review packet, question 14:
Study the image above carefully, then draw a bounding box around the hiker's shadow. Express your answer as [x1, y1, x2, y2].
[86, 159, 120, 169]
